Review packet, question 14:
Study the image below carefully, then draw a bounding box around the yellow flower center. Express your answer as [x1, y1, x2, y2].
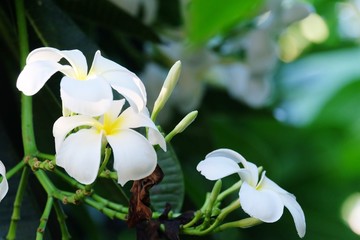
[95, 113, 123, 135]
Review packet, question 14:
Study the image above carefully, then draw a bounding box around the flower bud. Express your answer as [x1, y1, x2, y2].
[165, 110, 198, 142]
[151, 61, 181, 121]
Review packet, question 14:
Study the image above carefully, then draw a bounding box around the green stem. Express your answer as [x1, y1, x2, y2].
[97, 147, 111, 174]
[181, 199, 241, 236]
[215, 217, 262, 232]
[37, 153, 55, 161]
[15, 0, 28, 64]
[16, 0, 37, 156]
[5, 159, 26, 180]
[54, 169, 84, 190]
[6, 167, 30, 240]
[84, 198, 127, 220]
[36, 196, 54, 240]
[182, 210, 202, 229]
[98, 170, 118, 180]
[217, 180, 242, 201]
[53, 200, 72, 240]
[201, 180, 222, 229]
[92, 194, 128, 214]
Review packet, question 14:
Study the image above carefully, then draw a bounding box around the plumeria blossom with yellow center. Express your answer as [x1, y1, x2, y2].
[16, 47, 146, 116]
[53, 99, 166, 185]
[197, 149, 306, 238]
[0, 161, 8, 202]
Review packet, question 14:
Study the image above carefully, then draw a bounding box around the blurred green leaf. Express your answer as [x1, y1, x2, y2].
[312, 79, 360, 181]
[150, 144, 185, 213]
[186, 0, 264, 45]
[54, 0, 160, 42]
[278, 48, 360, 126]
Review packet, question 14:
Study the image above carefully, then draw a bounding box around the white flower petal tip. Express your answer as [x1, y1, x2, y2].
[0, 161, 9, 202]
[281, 193, 306, 238]
[197, 148, 306, 237]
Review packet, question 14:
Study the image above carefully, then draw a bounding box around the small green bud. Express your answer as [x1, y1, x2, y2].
[165, 110, 198, 142]
[151, 61, 182, 121]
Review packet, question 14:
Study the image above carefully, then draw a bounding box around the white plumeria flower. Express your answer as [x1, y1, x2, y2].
[107, 0, 158, 25]
[197, 148, 306, 238]
[53, 99, 166, 186]
[0, 161, 8, 202]
[17, 47, 146, 116]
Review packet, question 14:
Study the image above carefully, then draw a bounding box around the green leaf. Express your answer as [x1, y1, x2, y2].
[54, 0, 160, 42]
[150, 144, 185, 213]
[186, 0, 264, 45]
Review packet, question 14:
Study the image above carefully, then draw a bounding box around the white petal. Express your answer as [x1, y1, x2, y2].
[239, 181, 284, 223]
[205, 149, 259, 185]
[60, 76, 113, 116]
[258, 172, 289, 195]
[26, 47, 88, 78]
[56, 129, 102, 184]
[53, 115, 97, 153]
[240, 160, 260, 187]
[107, 129, 157, 186]
[116, 106, 166, 150]
[196, 157, 241, 180]
[26, 47, 63, 63]
[89, 50, 128, 74]
[205, 148, 246, 164]
[147, 127, 166, 151]
[90, 50, 147, 109]
[260, 175, 306, 238]
[107, 71, 147, 112]
[58, 49, 88, 78]
[16, 61, 71, 96]
[281, 193, 306, 238]
[104, 99, 126, 121]
[0, 161, 8, 202]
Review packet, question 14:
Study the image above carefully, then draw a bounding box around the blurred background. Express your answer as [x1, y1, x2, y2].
[2, 0, 360, 239]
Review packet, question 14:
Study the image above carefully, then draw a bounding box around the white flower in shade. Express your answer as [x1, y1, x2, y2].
[107, 0, 158, 25]
[53, 99, 166, 186]
[197, 149, 306, 238]
[16, 47, 146, 116]
[0, 161, 8, 202]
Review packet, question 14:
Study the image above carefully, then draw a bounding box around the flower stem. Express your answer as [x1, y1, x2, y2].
[54, 168, 84, 190]
[84, 197, 127, 220]
[215, 217, 262, 232]
[53, 200, 72, 240]
[36, 196, 54, 240]
[92, 194, 128, 214]
[181, 199, 241, 236]
[5, 159, 27, 180]
[6, 167, 30, 240]
[16, 0, 38, 156]
[37, 153, 55, 161]
[217, 180, 242, 201]
[201, 180, 222, 229]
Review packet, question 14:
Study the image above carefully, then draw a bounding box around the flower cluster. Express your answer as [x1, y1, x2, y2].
[17, 47, 166, 185]
[197, 148, 306, 238]
[13, 46, 306, 238]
